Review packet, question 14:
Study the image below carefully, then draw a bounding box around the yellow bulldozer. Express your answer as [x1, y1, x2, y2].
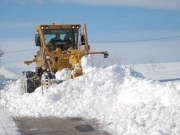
[22, 23, 108, 93]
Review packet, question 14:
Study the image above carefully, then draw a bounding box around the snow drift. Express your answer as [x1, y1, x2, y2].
[1, 56, 180, 135]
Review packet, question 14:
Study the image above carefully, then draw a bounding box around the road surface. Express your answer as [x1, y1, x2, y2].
[0, 106, 110, 135]
[14, 117, 110, 135]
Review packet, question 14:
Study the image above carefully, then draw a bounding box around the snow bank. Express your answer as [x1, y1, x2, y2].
[81, 55, 96, 73]
[1, 57, 180, 135]
[0, 106, 20, 135]
[55, 68, 72, 80]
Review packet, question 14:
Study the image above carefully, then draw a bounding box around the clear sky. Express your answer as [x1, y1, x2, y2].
[0, 0, 180, 74]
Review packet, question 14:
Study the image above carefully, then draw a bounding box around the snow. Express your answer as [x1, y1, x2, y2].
[0, 67, 17, 90]
[81, 55, 96, 73]
[55, 68, 72, 80]
[0, 106, 19, 135]
[0, 67, 17, 79]
[1, 56, 180, 135]
[132, 62, 180, 80]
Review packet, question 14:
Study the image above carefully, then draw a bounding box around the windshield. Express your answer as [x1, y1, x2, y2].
[43, 29, 78, 45]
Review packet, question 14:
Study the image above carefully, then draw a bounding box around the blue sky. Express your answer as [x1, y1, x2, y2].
[0, 0, 180, 74]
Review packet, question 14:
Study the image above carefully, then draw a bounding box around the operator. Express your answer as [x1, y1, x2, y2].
[49, 33, 62, 51]
[49, 33, 62, 43]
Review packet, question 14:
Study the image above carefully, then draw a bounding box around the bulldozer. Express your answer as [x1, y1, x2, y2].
[22, 23, 108, 93]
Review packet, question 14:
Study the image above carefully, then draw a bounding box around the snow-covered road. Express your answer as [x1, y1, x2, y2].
[0, 106, 19, 135]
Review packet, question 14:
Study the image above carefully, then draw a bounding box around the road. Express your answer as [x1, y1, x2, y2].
[0, 106, 109, 135]
[14, 117, 110, 135]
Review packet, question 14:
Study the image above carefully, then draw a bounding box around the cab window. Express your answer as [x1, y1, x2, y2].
[43, 29, 78, 51]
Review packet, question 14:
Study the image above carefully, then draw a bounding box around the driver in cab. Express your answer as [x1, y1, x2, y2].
[48, 33, 62, 51]
[49, 33, 62, 43]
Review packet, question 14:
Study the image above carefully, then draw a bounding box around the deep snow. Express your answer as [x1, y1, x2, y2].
[1, 56, 180, 135]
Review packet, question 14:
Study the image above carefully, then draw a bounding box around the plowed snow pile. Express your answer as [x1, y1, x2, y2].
[1, 56, 180, 135]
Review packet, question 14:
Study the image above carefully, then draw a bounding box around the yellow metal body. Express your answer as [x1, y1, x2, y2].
[25, 23, 108, 78]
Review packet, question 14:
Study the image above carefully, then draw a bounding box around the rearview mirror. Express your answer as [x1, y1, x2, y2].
[81, 35, 85, 45]
[35, 34, 41, 46]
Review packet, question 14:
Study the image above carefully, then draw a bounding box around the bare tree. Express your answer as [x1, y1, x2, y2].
[0, 45, 4, 57]
[0, 45, 4, 67]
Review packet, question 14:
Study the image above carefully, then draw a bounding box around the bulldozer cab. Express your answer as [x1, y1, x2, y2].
[35, 24, 80, 51]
